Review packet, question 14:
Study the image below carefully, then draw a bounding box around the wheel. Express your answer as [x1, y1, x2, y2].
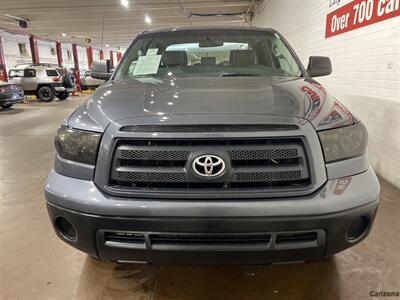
[81, 85, 87, 91]
[57, 91, 70, 100]
[1, 103, 13, 109]
[62, 73, 75, 88]
[38, 86, 55, 102]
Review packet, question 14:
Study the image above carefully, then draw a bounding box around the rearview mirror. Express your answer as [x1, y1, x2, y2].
[199, 39, 224, 48]
[91, 60, 112, 80]
[307, 56, 332, 77]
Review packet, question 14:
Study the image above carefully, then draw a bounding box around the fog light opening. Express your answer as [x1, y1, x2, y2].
[347, 216, 370, 242]
[55, 217, 77, 242]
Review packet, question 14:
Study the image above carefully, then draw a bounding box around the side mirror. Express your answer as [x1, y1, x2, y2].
[91, 60, 112, 80]
[307, 56, 332, 77]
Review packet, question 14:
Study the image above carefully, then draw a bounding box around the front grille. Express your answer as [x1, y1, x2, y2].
[105, 232, 145, 244]
[234, 170, 302, 182]
[228, 148, 298, 160]
[149, 233, 271, 246]
[120, 149, 190, 161]
[109, 137, 311, 197]
[275, 232, 318, 244]
[118, 169, 187, 182]
[100, 230, 324, 252]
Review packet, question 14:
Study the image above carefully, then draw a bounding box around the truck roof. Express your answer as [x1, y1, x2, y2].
[139, 25, 277, 36]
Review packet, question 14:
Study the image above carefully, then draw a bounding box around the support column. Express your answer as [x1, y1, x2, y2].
[86, 46, 93, 69]
[29, 35, 40, 65]
[116, 51, 122, 63]
[72, 44, 81, 91]
[99, 50, 104, 60]
[109, 50, 114, 69]
[56, 42, 63, 67]
[0, 37, 8, 81]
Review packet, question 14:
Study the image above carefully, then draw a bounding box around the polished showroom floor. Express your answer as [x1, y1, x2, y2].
[1, 95, 399, 300]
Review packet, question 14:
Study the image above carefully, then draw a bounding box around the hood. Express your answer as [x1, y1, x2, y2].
[69, 77, 354, 132]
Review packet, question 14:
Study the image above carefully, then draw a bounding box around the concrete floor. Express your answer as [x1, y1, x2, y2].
[0, 95, 399, 300]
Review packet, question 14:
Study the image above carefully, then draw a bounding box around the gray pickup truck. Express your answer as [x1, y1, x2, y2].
[45, 26, 380, 265]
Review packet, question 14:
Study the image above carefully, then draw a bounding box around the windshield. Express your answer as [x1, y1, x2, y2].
[115, 29, 303, 80]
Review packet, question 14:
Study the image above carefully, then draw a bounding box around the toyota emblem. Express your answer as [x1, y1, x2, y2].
[192, 155, 226, 178]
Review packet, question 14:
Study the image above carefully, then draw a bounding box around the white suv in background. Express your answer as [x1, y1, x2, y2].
[80, 70, 105, 90]
[8, 64, 75, 102]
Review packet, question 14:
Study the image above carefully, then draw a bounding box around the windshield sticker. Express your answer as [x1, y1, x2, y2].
[133, 55, 162, 76]
[146, 48, 159, 56]
[135, 77, 164, 84]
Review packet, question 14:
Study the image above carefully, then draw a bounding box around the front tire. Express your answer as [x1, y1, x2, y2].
[57, 91, 70, 100]
[38, 86, 55, 102]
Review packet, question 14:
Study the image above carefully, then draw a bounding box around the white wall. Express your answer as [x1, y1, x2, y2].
[0, 30, 99, 84]
[37, 40, 58, 64]
[93, 49, 101, 62]
[113, 51, 119, 67]
[0, 31, 31, 68]
[252, 0, 400, 188]
[61, 43, 74, 70]
[77, 46, 89, 71]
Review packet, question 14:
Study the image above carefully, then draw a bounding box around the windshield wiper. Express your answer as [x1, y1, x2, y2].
[219, 72, 261, 77]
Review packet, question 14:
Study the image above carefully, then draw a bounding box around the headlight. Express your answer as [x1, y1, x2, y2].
[318, 122, 368, 163]
[55, 125, 101, 165]
[0, 85, 11, 93]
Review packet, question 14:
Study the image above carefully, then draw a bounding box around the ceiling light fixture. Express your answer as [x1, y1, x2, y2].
[121, 0, 129, 7]
[105, 44, 110, 48]
[145, 15, 152, 24]
[62, 33, 66, 37]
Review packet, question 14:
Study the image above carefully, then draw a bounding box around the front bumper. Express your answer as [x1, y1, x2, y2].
[0, 94, 24, 105]
[45, 168, 380, 265]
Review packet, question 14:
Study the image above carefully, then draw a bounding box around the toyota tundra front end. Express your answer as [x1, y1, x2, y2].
[45, 27, 380, 265]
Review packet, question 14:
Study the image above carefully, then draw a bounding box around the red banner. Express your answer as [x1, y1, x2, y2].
[326, 0, 400, 38]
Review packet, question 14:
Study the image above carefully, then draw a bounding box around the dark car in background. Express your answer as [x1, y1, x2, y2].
[0, 80, 24, 109]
